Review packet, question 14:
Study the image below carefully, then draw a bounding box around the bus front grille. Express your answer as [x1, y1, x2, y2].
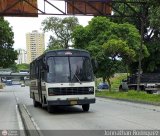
[48, 87, 94, 95]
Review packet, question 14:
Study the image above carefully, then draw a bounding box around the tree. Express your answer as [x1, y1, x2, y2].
[41, 17, 79, 49]
[73, 16, 149, 91]
[16, 63, 30, 72]
[102, 39, 135, 90]
[149, 0, 160, 30]
[142, 40, 160, 72]
[10, 63, 18, 72]
[0, 17, 17, 68]
[111, 0, 160, 73]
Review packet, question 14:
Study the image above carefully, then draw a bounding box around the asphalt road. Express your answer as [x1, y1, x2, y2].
[1, 85, 160, 135]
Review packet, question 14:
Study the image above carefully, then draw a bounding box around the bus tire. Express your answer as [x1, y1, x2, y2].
[47, 105, 53, 113]
[82, 104, 90, 112]
[33, 98, 39, 107]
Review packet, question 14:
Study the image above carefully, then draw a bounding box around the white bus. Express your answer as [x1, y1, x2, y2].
[30, 49, 96, 113]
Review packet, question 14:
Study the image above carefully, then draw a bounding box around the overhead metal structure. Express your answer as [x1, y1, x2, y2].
[0, 72, 29, 77]
[0, 0, 147, 18]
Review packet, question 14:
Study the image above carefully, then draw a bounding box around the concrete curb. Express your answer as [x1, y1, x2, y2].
[97, 96, 160, 106]
[18, 104, 43, 136]
[16, 105, 26, 136]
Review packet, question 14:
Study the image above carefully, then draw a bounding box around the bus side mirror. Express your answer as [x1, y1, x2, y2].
[91, 59, 98, 73]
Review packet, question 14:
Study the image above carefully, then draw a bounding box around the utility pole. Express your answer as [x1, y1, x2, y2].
[137, 4, 145, 91]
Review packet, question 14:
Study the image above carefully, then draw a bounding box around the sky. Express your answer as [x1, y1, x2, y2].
[4, 0, 93, 50]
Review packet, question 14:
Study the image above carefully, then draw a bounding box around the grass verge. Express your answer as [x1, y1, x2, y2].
[96, 73, 127, 91]
[96, 73, 160, 105]
[96, 90, 160, 104]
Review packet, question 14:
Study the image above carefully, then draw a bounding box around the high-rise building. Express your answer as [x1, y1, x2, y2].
[15, 48, 27, 64]
[26, 30, 45, 64]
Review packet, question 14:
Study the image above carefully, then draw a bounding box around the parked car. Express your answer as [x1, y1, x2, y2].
[97, 82, 109, 89]
[6, 80, 12, 86]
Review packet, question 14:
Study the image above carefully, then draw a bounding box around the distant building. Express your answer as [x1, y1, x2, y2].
[16, 48, 27, 64]
[26, 30, 45, 64]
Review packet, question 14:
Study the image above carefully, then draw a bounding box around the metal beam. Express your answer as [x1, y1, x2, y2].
[0, 0, 147, 17]
[0, 73, 29, 77]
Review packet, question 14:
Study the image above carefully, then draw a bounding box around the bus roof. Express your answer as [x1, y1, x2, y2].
[45, 49, 89, 54]
[30, 49, 91, 64]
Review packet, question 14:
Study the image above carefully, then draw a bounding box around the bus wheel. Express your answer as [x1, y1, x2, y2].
[47, 105, 53, 113]
[82, 104, 90, 112]
[33, 98, 39, 107]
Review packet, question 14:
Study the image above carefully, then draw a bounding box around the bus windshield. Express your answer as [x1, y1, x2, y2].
[47, 56, 94, 83]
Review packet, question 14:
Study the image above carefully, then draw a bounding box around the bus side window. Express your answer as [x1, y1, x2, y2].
[41, 71, 45, 80]
[30, 64, 32, 79]
[36, 65, 39, 78]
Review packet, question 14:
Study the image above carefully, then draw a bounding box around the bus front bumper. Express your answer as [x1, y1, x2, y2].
[47, 98, 96, 106]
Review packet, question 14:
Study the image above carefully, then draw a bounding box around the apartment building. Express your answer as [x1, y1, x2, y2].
[16, 48, 27, 64]
[26, 30, 45, 64]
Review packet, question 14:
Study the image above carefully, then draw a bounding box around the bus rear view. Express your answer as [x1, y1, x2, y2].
[30, 49, 96, 113]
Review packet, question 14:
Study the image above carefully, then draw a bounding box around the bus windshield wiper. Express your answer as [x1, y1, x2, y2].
[70, 70, 82, 84]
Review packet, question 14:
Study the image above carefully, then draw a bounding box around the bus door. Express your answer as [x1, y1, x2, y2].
[38, 64, 43, 103]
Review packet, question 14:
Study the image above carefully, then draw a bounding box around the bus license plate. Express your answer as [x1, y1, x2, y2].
[70, 101, 77, 105]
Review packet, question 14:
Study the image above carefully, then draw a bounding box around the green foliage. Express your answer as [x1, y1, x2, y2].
[115, 61, 127, 73]
[10, 63, 18, 72]
[149, 0, 160, 30]
[142, 41, 160, 72]
[0, 17, 18, 68]
[103, 39, 135, 61]
[96, 90, 160, 104]
[16, 63, 29, 72]
[96, 73, 127, 91]
[41, 17, 79, 49]
[73, 16, 148, 90]
[111, 1, 160, 73]
[110, 73, 128, 91]
[46, 37, 63, 50]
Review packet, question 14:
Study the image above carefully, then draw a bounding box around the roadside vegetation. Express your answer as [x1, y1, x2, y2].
[96, 90, 160, 104]
[40, 1, 160, 93]
[0, 17, 18, 68]
[96, 73, 127, 91]
[96, 73, 160, 104]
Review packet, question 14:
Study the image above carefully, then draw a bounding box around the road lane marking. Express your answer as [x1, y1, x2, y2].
[15, 95, 19, 102]
[16, 105, 24, 130]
